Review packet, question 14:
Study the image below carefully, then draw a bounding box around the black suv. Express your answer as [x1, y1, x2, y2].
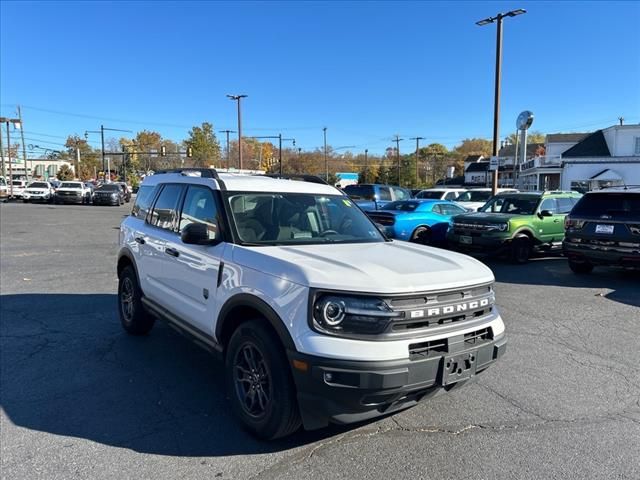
[563, 187, 640, 273]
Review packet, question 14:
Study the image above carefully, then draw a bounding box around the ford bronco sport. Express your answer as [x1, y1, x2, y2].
[117, 169, 506, 439]
[448, 191, 582, 263]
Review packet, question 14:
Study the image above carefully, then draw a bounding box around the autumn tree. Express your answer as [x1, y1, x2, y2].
[56, 164, 74, 180]
[506, 131, 546, 145]
[62, 135, 101, 180]
[184, 122, 221, 167]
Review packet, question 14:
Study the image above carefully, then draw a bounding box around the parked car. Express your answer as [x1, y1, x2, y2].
[448, 190, 583, 263]
[563, 186, 640, 273]
[84, 182, 95, 200]
[115, 182, 132, 203]
[8, 180, 28, 199]
[414, 188, 467, 202]
[92, 183, 125, 205]
[454, 188, 519, 212]
[343, 183, 412, 210]
[0, 176, 7, 201]
[22, 181, 56, 202]
[117, 168, 506, 439]
[55, 181, 93, 204]
[366, 199, 468, 245]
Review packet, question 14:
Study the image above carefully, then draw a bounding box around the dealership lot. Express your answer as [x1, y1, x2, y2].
[1, 202, 639, 479]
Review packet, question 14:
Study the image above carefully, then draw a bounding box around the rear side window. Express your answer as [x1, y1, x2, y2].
[392, 187, 409, 200]
[444, 192, 458, 200]
[148, 184, 183, 230]
[378, 187, 392, 201]
[571, 193, 640, 219]
[132, 185, 157, 219]
[556, 197, 575, 214]
[344, 185, 374, 199]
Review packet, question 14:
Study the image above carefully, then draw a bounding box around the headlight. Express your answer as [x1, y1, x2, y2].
[487, 223, 508, 232]
[111, 192, 119, 197]
[312, 295, 402, 335]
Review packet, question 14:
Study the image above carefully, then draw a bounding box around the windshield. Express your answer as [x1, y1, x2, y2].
[382, 201, 420, 212]
[571, 192, 640, 219]
[343, 185, 374, 200]
[97, 184, 120, 191]
[60, 182, 82, 188]
[227, 192, 385, 245]
[28, 182, 48, 188]
[456, 191, 491, 202]
[480, 195, 540, 215]
[416, 191, 444, 199]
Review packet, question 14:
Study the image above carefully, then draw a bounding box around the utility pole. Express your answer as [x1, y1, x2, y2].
[100, 125, 106, 180]
[323, 127, 328, 180]
[227, 94, 247, 169]
[410, 137, 424, 185]
[6, 122, 13, 197]
[364, 149, 368, 182]
[476, 8, 526, 195]
[278, 134, 282, 175]
[75, 143, 81, 180]
[393, 135, 403, 186]
[219, 129, 235, 169]
[0, 119, 4, 178]
[17, 106, 28, 182]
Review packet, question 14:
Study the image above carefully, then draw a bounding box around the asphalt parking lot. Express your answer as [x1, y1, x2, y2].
[1, 201, 639, 480]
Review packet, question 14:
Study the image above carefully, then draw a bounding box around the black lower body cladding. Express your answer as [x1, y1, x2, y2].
[564, 240, 640, 268]
[288, 333, 506, 430]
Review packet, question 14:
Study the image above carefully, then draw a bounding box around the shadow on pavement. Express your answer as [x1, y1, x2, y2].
[0, 294, 352, 457]
[479, 254, 640, 308]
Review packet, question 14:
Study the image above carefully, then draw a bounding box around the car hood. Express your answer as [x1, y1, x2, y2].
[454, 212, 521, 223]
[24, 188, 47, 192]
[56, 187, 82, 192]
[231, 241, 494, 294]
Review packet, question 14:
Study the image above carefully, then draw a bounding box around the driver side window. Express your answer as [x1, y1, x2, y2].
[539, 198, 558, 214]
[179, 186, 219, 241]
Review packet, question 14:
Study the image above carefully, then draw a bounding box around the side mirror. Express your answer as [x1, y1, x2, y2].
[539, 209, 553, 217]
[181, 222, 220, 245]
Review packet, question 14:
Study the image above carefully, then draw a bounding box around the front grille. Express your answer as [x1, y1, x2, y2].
[464, 327, 492, 346]
[367, 212, 395, 226]
[408, 338, 448, 359]
[388, 284, 494, 334]
[58, 191, 80, 196]
[408, 326, 494, 359]
[453, 222, 493, 232]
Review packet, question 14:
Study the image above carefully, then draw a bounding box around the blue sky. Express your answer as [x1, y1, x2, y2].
[1, 0, 639, 155]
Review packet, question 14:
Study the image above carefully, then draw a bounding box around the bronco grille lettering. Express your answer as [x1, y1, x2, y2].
[415, 298, 490, 318]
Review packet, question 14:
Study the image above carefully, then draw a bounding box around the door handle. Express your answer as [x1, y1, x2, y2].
[553, 219, 560, 223]
[165, 247, 180, 258]
[134, 237, 145, 244]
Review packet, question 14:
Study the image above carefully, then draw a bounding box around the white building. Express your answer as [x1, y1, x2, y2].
[519, 124, 640, 191]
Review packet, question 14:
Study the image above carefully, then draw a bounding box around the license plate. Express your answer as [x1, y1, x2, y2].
[460, 235, 472, 245]
[595, 224, 614, 234]
[441, 352, 477, 386]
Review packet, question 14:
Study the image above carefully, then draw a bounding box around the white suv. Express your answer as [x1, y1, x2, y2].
[117, 169, 507, 439]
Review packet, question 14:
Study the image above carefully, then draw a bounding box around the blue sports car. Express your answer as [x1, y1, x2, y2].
[366, 199, 468, 245]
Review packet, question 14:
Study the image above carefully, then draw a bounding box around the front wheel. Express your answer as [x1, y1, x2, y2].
[118, 265, 155, 335]
[225, 320, 301, 439]
[509, 235, 531, 264]
[569, 259, 593, 274]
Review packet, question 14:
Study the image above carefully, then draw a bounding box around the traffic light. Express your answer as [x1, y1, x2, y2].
[160, 145, 166, 156]
[186, 146, 193, 158]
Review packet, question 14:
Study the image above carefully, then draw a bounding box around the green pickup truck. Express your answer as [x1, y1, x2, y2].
[447, 191, 583, 263]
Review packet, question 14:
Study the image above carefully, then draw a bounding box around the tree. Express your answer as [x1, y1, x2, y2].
[64, 135, 100, 180]
[184, 122, 221, 168]
[454, 138, 493, 157]
[507, 131, 545, 145]
[56, 164, 74, 180]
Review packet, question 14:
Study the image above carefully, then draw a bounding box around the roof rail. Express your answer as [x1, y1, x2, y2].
[153, 168, 226, 190]
[263, 174, 329, 185]
[544, 190, 579, 194]
[599, 185, 640, 190]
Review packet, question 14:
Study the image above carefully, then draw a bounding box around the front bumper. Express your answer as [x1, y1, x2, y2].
[447, 232, 510, 253]
[288, 332, 506, 430]
[56, 194, 84, 204]
[23, 193, 50, 201]
[563, 240, 640, 268]
[93, 196, 119, 205]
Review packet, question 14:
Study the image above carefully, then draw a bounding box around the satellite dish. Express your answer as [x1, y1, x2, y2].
[517, 111, 534, 130]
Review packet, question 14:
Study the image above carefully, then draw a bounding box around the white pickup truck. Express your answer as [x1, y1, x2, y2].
[54, 181, 93, 204]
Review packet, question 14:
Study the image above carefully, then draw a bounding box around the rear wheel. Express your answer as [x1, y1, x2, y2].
[509, 235, 531, 264]
[410, 226, 431, 245]
[118, 265, 155, 335]
[225, 320, 301, 439]
[569, 259, 593, 274]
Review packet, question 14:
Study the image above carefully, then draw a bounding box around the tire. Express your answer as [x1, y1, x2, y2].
[509, 235, 531, 264]
[118, 265, 155, 335]
[410, 226, 431, 245]
[569, 259, 593, 274]
[22, 199, 28, 203]
[225, 320, 301, 439]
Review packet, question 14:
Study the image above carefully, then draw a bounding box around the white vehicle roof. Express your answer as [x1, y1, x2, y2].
[421, 187, 466, 191]
[142, 170, 342, 196]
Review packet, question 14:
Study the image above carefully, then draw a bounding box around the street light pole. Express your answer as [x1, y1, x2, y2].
[100, 125, 106, 179]
[323, 127, 328, 180]
[476, 8, 526, 195]
[227, 94, 247, 169]
[364, 149, 368, 181]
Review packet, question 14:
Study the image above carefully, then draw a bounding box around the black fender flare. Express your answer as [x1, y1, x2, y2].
[216, 293, 296, 351]
[117, 247, 140, 281]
